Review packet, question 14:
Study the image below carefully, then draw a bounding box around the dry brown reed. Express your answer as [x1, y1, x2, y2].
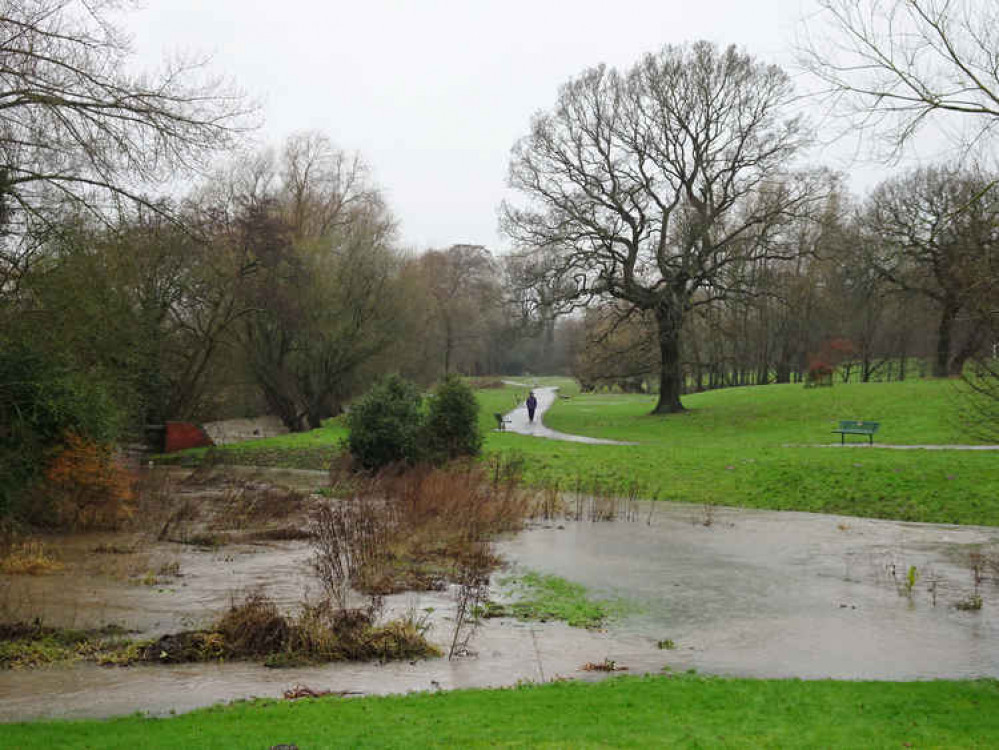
[0, 540, 63, 575]
[564, 477, 636, 522]
[135, 466, 309, 546]
[311, 462, 533, 601]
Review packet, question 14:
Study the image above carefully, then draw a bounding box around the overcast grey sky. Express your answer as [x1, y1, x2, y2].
[126, 1, 893, 252]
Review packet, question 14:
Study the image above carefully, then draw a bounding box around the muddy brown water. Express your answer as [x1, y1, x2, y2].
[1, 500, 996, 721]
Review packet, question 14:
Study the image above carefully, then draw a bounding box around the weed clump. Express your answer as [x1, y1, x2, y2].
[0, 623, 138, 669]
[141, 593, 440, 667]
[0, 540, 63, 575]
[217, 592, 290, 657]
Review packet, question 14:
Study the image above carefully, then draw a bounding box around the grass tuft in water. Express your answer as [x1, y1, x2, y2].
[491, 572, 611, 629]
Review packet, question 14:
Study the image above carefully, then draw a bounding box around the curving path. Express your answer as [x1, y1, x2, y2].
[499, 385, 637, 446]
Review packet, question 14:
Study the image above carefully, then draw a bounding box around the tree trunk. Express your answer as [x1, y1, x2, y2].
[950, 322, 985, 377]
[653, 304, 685, 414]
[935, 302, 958, 378]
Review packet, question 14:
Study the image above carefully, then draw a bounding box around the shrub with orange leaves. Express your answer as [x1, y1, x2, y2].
[43, 433, 136, 530]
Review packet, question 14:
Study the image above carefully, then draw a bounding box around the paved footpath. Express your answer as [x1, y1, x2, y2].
[499, 385, 637, 446]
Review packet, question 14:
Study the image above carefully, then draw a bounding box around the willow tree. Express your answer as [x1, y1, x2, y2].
[502, 42, 818, 413]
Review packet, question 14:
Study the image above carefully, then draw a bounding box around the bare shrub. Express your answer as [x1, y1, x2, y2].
[449, 545, 493, 660]
[311, 496, 396, 608]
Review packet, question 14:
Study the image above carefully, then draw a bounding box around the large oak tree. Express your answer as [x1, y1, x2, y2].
[502, 41, 819, 413]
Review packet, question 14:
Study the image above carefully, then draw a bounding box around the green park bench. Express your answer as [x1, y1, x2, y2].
[494, 412, 510, 431]
[832, 420, 880, 445]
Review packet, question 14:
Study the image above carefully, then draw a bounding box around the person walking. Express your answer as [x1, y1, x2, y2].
[526, 391, 538, 423]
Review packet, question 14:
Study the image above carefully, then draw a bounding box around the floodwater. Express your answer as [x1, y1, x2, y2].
[1, 501, 997, 721]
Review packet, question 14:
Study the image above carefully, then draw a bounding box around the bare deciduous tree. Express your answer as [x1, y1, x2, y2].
[415, 244, 501, 376]
[799, 0, 999, 156]
[502, 42, 819, 413]
[0, 0, 254, 292]
[862, 164, 999, 377]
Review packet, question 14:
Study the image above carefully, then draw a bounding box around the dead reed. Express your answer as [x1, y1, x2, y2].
[311, 462, 533, 600]
[0, 540, 63, 575]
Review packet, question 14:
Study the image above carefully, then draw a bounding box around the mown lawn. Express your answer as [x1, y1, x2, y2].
[157, 378, 999, 526]
[497, 379, 999, 526]
[6, 674, 999, 748]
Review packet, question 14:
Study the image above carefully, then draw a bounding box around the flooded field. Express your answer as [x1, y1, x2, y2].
[1, 470, 996, 721]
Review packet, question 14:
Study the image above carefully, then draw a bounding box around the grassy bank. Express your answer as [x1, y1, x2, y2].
[497, 379, 999, 526]
[5, 674, 999, 748]
[157, 378, 999, 526]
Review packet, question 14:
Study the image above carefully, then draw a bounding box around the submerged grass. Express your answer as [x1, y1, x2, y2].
[0, 541, 63, 575]
[0, 623, 138, 669]
[4, 674, 999, 748]
[493, 379, 999, 526]
[490, 571, 612, 629]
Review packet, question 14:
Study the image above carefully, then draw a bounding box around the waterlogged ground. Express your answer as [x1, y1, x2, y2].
[501, 503, 998, 681]
[1, 494, 996, 721]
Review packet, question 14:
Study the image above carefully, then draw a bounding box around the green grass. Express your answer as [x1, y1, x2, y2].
[154, 417, 349, 469]
[157, 378, 999, 526]
[492, 571, 611, 628]
[5, 674, 999, 748]
[491, 379, 999, 526]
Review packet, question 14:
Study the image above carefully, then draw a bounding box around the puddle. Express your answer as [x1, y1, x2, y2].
[1, 500, 997, 721]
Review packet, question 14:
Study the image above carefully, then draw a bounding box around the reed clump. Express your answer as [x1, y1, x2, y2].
[0, 540, 63, 575]
[313, 462, 533, 600]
